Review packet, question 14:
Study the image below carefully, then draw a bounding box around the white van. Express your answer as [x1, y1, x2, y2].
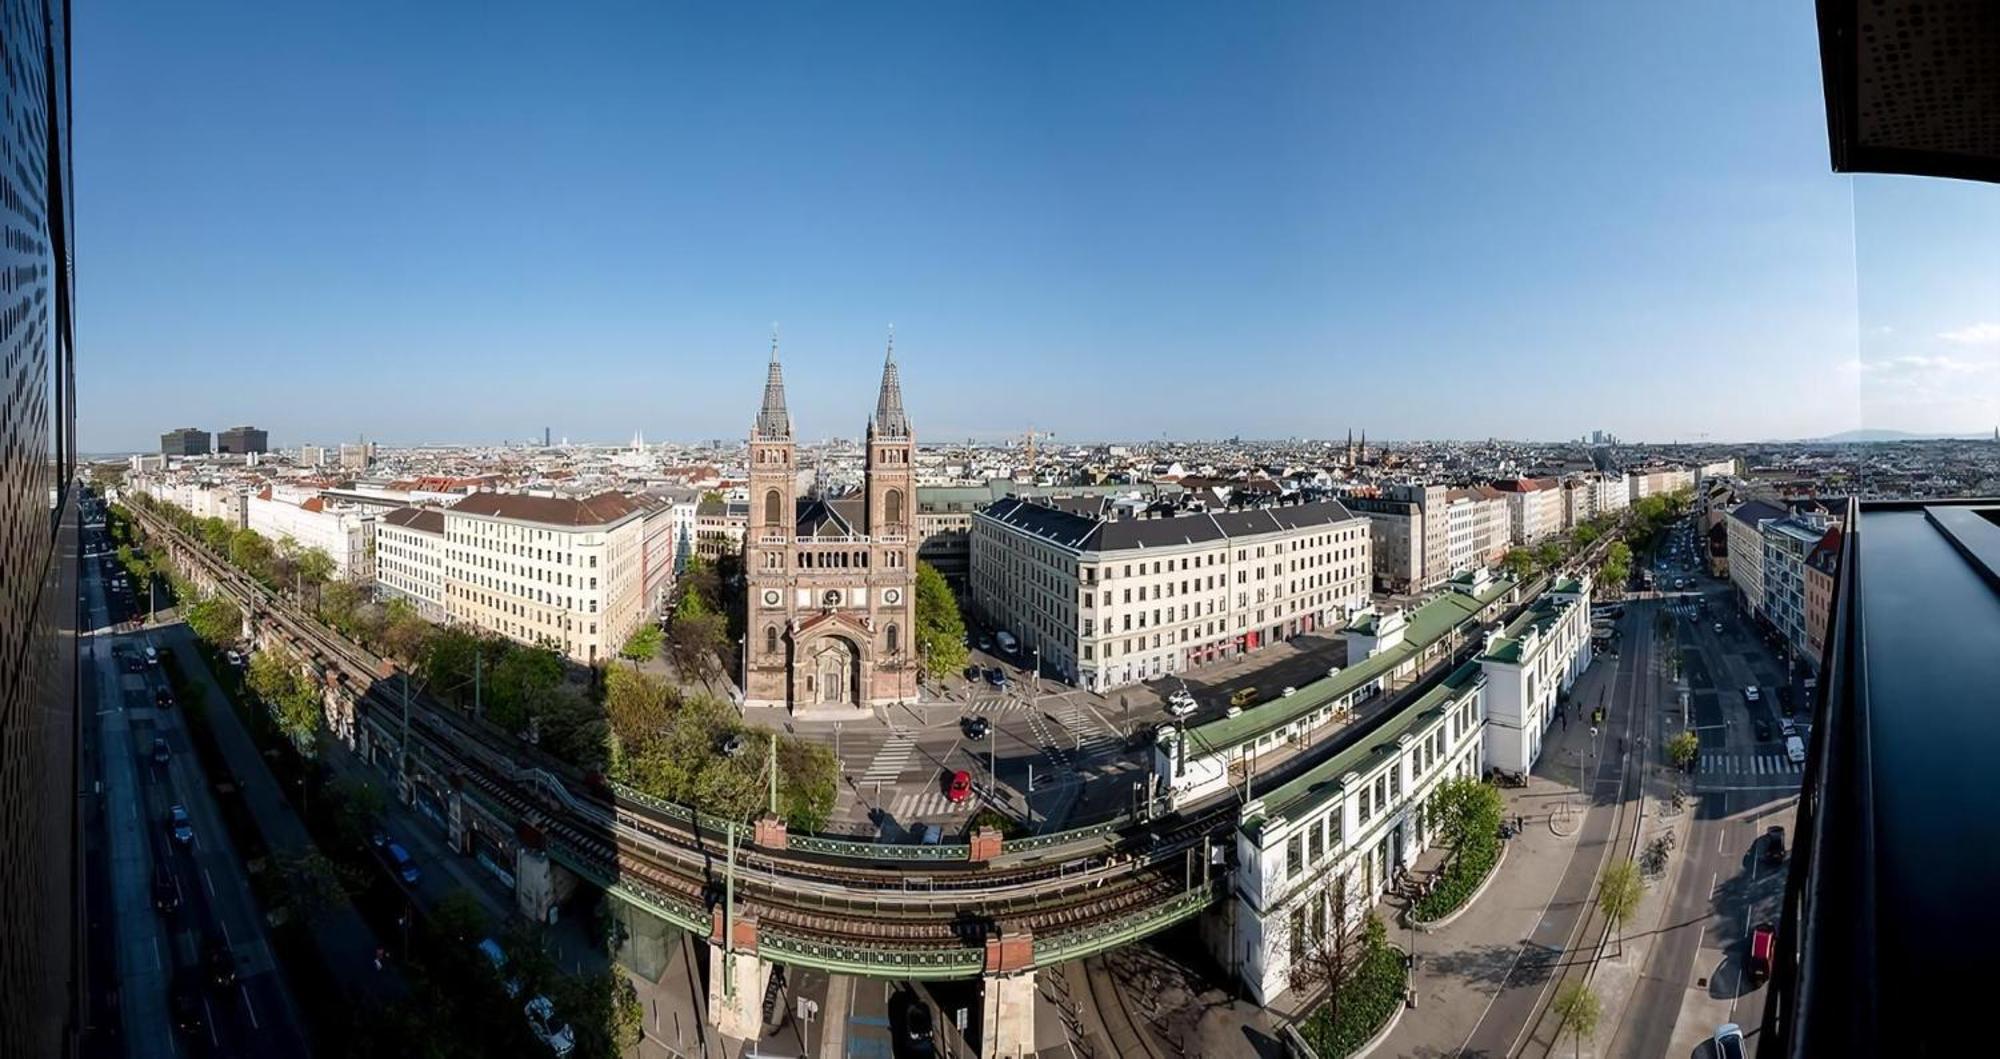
[994, 631, 1019, 654]
[1784, 735, 1806, 766]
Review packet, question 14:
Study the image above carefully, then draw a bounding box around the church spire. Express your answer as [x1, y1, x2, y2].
[872, 324, 910, 438]
[755, 325, 791, 440]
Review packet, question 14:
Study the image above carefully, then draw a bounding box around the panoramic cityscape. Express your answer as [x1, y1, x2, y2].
[6, 4, 2000, 1059]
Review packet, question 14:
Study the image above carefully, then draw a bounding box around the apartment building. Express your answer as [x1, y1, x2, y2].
[376, 507, 446, 621]
[1763, 512, 1835, 665]
[1345, 496, 1422, 593]
[247, 488, 377, 583]
[1494, 478, 1564, 545]
[637, 495, 679, 620]
[693, 494, 747, 563]
[1629, 465, 1695, 502]
[971, 496, 1371, 691]
[442, 491, 646, 665]
[1593, 471, 1631, 516]
[1727, 499, 1788, 618]
[1803, 525, 1840, 669]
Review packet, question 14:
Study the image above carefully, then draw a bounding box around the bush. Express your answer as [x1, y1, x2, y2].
[1298, 925, 1406, 1058]
[1411, 830, 1499, 923]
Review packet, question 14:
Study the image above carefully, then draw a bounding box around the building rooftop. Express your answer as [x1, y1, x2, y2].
[1244, 661, 1485, 840]
[980, 495, 1361, 554]
[1187, 574, 1515, 751]
[381, 506, 445, 534]
[449, 490, 641, 527]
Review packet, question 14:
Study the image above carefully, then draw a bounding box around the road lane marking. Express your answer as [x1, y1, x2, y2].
[204, 868, 216, 896]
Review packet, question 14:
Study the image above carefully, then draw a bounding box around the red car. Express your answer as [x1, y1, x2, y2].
[1748, 923, 1775, 985]
[946, 770, 973, 804]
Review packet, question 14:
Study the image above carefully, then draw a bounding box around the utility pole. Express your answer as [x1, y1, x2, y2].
[768, 733, 779, 816]
[722, 822, 737, 1001]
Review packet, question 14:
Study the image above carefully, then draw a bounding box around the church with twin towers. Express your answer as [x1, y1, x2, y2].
[742, 336, 921, 717]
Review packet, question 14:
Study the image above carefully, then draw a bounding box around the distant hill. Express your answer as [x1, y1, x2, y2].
[1804, 428, 1992, 443]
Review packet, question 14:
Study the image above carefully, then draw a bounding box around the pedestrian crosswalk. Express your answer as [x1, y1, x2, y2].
[1058, 701, 1121, 756]
[1699, 752, 1803, 777]
[859, 732, 918, 784]
[889, 789, 974, 819]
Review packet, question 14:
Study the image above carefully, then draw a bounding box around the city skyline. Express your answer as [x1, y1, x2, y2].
[77, 3, 2000, 451]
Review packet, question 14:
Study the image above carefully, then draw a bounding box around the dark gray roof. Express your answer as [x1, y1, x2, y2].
[380, 506, 445, 534]
[981, 497, 1359, 554]
[1729, 499, 1789, 527]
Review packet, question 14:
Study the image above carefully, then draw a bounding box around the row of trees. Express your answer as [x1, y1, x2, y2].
[1411, 776, 1505, 922]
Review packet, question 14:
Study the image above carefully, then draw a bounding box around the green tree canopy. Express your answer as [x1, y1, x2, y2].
[1502, 548, 1535, 579]
[487, 642, 565, 735]
[186, 594, 242, 646]
[1552, 981, 1601, 1058]
[619, 623, 663, 666]
[1667, 729, 1700, 772]
[1597, 859, 1644, 956]
[1428, 775, 1503, 851]
[913, 561, 969, 680]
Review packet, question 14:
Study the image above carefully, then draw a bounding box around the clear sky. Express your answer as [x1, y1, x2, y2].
[73, 2, 1999, 452]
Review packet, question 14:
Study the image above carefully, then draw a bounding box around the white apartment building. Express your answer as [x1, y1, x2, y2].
[1727, 500, 1787, 619]
[971, 497, 1371, 691]
[1479, 574, 1593, 774]
[1593, 472, 1631, 516]
[246, 488, 377, 583]
[442, 491, 645, 665]
[637, 495, 679, 620]
[1629, 466, 1695, 502]
[1497, 478, 1564, 545]
[376, 507, 447, 621]
[1762, 513, 1832, 659]
[1229, 661, 1487, 1003]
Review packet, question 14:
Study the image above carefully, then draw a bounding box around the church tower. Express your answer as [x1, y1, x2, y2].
[744, 333, 796, 709]
[864, 332, 920, 703]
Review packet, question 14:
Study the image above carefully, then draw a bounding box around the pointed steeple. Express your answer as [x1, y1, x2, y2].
[755, 326, 791, 439]
[872, 325, 910, 438]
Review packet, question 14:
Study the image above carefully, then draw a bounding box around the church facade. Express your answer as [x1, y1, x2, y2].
[741, 339, 921, 716]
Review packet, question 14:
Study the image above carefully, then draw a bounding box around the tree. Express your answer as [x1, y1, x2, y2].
[1667, 729, 1700, 772]
[271, 849, 346, 925]
[664, 607, 727, 692]
[487, 642, 565, 736]
[248, 648, 322, 752]
[377, 596, 432, 664]
[604, 666, 674, 748]
[912, 561, 969, 681]
[295, 545, 336, 609]
[1534, 540, 1565, 570]
[618, 623, 663, 668]
[1596, 859, 1644, 957]
[430, 887, 490, 947]
[1288, 869, 1364, 1028]
[1427, 775, 1503, 852]
[229, 527, 275, 583]
[1551, 981, 1601, 1059]
[186, 594, 242, 646]
[1502, 548, 1535, 580]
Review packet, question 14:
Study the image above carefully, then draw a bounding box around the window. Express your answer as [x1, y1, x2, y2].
[885, 488, 904, 526]
[765, 626, 778, 654]
[886, 624, 900, 654]
[1286, 834, 1301, 878]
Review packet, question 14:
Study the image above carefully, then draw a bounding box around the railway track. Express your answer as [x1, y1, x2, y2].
[1510, 600, 1656, 1058]
[131, 506, 1228, 959]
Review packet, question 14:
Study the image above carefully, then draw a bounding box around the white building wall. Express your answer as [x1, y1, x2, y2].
[246, 495, 376, 583]
[376, 522, 446, 622]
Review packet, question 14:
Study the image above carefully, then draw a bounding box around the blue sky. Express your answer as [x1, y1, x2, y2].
[74, 2, 1998, 451]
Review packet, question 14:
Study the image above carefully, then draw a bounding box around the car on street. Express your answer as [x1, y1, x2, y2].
[152, 864, 182, 913]
[994, 631, 1019, 654]
[524, 995, 577, 1057]
[903, 1002, 937, 1058]
[946, 770, 972, 804]
[151, 737, 170, 764]
[1743, 685, 1760, 704]
[168, 804, 194, 845]
[206, 937, 237, 987]
[1749, 924, 1776, 985]
[1779, 717, 1796, 738]
[962, 664, 980, 682]
[976, 635, 993, 652]
[962, 716, 990, 741]
[170, 973, 206, 1037]
[1714, 622, 1724, 633]
[1764, 825, 1787, 864]
[1785, 735, 1807, 765]
[1228, 686, 1259, 708]
[1712, 1023, 1746, 1059]
[1166, 691, 1197, 718]
[1753, 719, 1772, 742]
[154, 688, 173, 709]
[386, 841, 421, 884]
[983, 667, 1008, 689]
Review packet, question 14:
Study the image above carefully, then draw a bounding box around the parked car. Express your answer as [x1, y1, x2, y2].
[144, 645, 158, 666]
[962, 664, 981, 682]
[993, 631, 1019, 654]
[386, 842, 421, 884]
[1165, 692, 1197, 719]
[976, 635, 993, 652]
[904, 1002, 937, 1057]
[1784, 735, 1807, 766]
[524, 995, 577, 1057]
[1713, 622, 1724, 633]
[151, 737, 170, 764]
[1712, 1023, 1746, 1059]
[962, 716, 990, 741]
[168, 805, 194, 845]
[1742, 685, 1760, 704]
[946, 770, 973, 804]
[1778, 717, 1796, 738]
[1228, 687, 1259, 708]
[478, 937, 523, 997]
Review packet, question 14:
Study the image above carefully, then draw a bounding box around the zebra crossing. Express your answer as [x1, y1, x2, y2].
[1057, 701, 1122, 756]
[1666, 600, 1705, 619]
[858, 731, 919, 784]
[889, 789, 975, 819]
[1699, 751, 1803, 777]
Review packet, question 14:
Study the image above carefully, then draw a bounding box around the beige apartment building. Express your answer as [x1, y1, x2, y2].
[376, 507, 446, 621]
[442, 491, 646, 665]
[971, 496, 1371, 692]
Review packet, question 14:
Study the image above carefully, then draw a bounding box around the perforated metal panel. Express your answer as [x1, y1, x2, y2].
[0, 0, 77, 1054]
[1820, 0, 2000, 182]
